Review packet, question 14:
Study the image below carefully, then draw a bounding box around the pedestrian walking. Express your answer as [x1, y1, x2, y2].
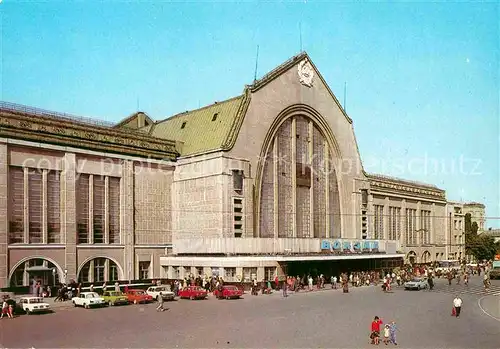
[452, 295, 462, 318]
[389, 321, 398, 345]
[156, 292, 166, 311]
[282, 280, 288, 297]
[370, 316, 383, 345]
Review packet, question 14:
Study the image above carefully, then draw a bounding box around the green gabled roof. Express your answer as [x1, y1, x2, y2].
[146, 94, 249, 156]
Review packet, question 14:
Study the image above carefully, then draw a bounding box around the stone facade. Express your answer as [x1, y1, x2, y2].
[0, 53, 480, 288]
[463, 202, 486, 233]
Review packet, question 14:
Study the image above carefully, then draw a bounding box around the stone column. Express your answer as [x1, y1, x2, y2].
[291, 117, 297, 238]
[0, 142, 8, 288]
[400, 199, 406, 248]
[122, 160, 135, 281]
[430, 203, 435, 245]
[416, 201, 421, 247]
[62, 153, 77, 282]
[384, 197, 390, 240]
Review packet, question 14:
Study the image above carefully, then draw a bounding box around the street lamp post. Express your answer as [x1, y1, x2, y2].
[52, 268, 56, 286]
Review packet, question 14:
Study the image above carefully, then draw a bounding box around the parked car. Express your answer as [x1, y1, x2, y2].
[404, 278, 428, 290]
[18, 297, 51, 315]
[213, 285, 243, 299]
[102, 291, 129, 306]
[146, 286, 175, 301]
[126, 289, 153, 304]
[72, 292, 106, 308]
[178, 286, 208, 300]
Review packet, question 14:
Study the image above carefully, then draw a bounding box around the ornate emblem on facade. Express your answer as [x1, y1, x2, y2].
[298, 59, 314, 87]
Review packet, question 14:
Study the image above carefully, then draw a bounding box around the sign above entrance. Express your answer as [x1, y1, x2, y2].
[321, 239, 382, 254]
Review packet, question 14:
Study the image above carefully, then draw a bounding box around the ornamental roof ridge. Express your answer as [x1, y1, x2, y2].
[366, 172, 445, 191]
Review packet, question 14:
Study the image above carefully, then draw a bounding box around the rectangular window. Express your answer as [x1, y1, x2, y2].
[76, 174, 90, 244]
[233, 197, 243, 238]
[28, 171, 43, 243]
[93, 176, 105, 243]
[243, 267, 257, 282]
[108, 177, 120, 244]
[139, 261, 150, 280]
[47, 171, 61, 243]
[8, 167, 24, 243]
[109, 263, 119, 281]
[406, 208, 417, 245]
[232, 170, 243, 192]
[224, 267, 236, 281]
[374, 205, 384, 239]
[264, 267, 276, 281]
[172, 266, 179, 279]
[94, 259, 105, 283]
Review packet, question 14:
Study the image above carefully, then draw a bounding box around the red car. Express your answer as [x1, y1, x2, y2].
[213, 285, 243, 299]
[178, 286, 208, 300]
[126, 289, 153, 304]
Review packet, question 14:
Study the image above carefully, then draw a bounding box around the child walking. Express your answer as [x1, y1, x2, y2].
[383, 324, 391, 345]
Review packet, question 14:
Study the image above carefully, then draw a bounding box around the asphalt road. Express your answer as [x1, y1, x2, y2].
[1, 276, 499, 349]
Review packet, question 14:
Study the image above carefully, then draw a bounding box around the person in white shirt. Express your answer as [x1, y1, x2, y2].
[453, 296, 463, 317]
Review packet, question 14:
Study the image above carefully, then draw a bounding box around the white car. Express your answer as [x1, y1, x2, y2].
[72, 292, 106, 308]
[146, 286, 175, 301]
[19, 297, 50, 315]
[404, 278, 428, 290]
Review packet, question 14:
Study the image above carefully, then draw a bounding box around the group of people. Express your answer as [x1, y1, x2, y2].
[370, 316, 398, 345]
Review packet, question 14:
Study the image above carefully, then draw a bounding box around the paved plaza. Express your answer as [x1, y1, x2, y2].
[1, 277, 499, 349]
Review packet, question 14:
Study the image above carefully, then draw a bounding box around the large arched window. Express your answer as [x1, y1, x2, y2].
[10, 258, 62, 287]
[78, 258, 120, 283]
[258, 114, 341, 239]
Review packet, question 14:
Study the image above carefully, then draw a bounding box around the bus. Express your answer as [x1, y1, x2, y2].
[435, 260, 461, 274]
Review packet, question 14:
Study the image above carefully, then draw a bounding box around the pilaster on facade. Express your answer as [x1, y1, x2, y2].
[324, 144, 330, 238]
[416, 201, 421, 245]
[272, 137, 279, 240]
[400, 199, 406, 248]
[0, 143, 8, 288]
[104, 176, 109, 244]
[62, 152, 77, 283]
[367, 192, 374, 240]
[42, 170, 48, 244]
[384, 197, 389, 240]
[308, 120, 314, 238]
[291, 117, 297, 238]
[430, 203, 435, 244]
[88, 174, 94, 244]
[122, 160, 135, 281]
[23, 167, 29, 244]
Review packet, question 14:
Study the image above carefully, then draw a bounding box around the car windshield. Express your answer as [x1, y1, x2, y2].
[135, 291, 145, 295]
[86, 293, 98, 298]
[29, 298, 43, 303]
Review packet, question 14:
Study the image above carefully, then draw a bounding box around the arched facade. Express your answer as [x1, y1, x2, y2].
[421, 251, 431, 264]
[77, 257, 124, 284]
[256, 105, 343, 239]
[407, 251, 417, 264]
[9, 256, 64, 287]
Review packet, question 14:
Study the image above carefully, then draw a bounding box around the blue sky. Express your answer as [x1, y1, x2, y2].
[2, 1, 499, 227]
